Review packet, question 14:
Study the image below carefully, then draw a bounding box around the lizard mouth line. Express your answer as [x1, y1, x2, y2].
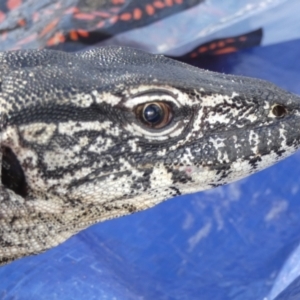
[1, 146, 28, 197]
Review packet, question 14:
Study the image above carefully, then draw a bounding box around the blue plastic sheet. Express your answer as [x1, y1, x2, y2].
[100, 0, 300, 56]
[1, 37, 300, 300]
[1, 0, 300, 55]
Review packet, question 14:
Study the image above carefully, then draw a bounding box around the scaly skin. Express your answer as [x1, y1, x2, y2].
[0, 46, 299, 265]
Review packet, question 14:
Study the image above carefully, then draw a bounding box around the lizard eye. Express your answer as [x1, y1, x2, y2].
[136, 102, 173, 128]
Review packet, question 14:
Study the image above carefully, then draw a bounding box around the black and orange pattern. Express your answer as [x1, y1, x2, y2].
[0, 0, 263, 57]
[183, 29, 263, 58]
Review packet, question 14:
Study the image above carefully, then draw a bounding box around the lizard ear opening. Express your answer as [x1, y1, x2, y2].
[1, 146, 28, 198]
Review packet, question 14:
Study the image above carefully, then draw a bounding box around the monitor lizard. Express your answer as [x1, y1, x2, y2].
[0, 46, 299, 265]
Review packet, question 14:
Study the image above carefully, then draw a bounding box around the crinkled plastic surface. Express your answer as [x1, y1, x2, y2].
[1, 36, 300, 300]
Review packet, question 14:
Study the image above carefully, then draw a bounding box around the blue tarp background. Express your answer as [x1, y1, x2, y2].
[1, 39, 300, 300]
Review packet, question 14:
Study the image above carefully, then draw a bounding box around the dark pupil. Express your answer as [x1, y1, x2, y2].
[143, 104, 163, 124]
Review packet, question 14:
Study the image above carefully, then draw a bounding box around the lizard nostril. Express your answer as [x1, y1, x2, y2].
[272, 104, 287, 118]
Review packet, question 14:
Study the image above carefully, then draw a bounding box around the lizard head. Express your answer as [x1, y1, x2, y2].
[1, 46, 299, 228]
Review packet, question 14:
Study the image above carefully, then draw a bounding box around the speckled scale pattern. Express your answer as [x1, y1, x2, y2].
[0, 46, 300, 265]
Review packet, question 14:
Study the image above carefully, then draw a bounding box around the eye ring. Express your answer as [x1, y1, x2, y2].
[135, 101, 173, 129]
[271, 104, 287, 118]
